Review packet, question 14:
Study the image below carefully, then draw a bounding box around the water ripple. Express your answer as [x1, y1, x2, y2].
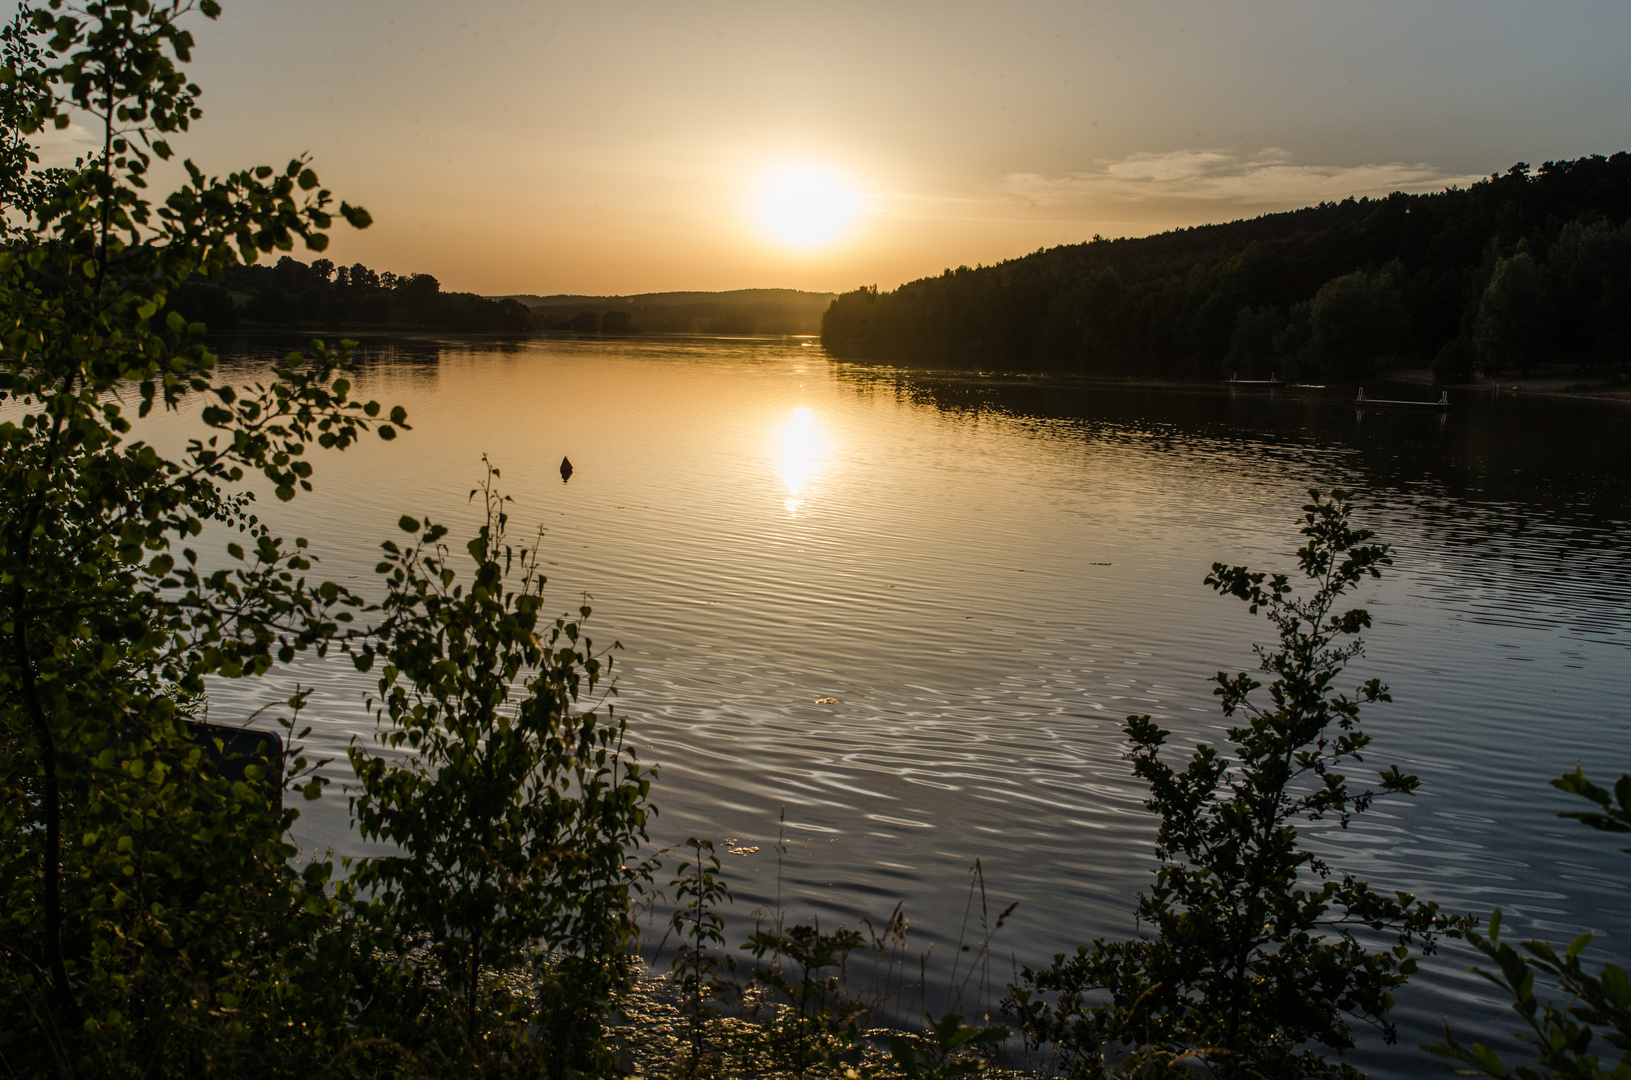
[161, 335, 1631, 1078]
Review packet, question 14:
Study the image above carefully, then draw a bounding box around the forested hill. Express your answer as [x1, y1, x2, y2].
[820, 153, 1631, 382]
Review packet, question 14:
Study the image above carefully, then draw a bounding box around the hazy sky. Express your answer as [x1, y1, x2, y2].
[43, 0, 1631, 296]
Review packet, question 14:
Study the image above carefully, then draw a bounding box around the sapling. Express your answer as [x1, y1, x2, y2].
[670, 836, 734, 1072]
[349, 462, 654, 1075]
[1010, 489, 1470, 1080]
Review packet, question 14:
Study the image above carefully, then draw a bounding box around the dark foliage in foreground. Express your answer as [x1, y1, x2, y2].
[348, 467, 652, 1073]
[0, 3, 645, 1076]
[1008, 491, 1471, 1079]
[821, 156, 1631, 381]
[1425, 769, 1631, 1075]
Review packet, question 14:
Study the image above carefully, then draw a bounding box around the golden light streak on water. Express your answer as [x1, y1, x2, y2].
[775, 405, 828, 515]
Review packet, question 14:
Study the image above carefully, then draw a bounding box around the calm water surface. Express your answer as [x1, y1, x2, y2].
[178, 334, 1631, 1075]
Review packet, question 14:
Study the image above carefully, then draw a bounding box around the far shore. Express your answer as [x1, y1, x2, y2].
[202, 328, 1631, 405]
[1388, 365, 1631, 403]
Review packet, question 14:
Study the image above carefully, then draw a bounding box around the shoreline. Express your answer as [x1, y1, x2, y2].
[207, 328, 1631, 405]
[1387, 365, 1631, 403]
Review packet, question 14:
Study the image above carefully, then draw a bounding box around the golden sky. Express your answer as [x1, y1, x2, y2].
[43, 0, 1631, 297]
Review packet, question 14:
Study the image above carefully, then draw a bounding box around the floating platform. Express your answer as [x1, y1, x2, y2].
[1228, 373, 1280, 385]
[1356, 388, 1449, 408]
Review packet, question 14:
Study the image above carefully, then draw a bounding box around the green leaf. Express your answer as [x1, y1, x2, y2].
[1603, 964, 1631, 1006]
[340, 201, 373, 228]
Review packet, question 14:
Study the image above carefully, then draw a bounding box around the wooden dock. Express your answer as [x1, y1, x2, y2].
[1355, 388, 1449, 408]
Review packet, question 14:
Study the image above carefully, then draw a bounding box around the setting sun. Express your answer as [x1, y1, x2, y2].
[751, 163, 860, 252]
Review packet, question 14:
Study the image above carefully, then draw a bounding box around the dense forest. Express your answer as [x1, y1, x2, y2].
[171, 257, 534, 332]
[821, 153, 1631, 383]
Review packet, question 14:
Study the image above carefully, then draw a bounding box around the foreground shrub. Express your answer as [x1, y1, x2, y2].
[1009, 489, 1471, 1080]
[0, 5, 654, 1075]
[348, 464, 654, 1076]
[0, 1, 393, 1073]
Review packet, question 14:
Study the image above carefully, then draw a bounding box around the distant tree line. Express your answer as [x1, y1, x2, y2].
[514, 289, 836, 335]
[528, 307, 741, 335]
[821, 154, 1631, 382]
[171, 261, 834, 338]
[532, 308, 638, 334]
[170, 256, 534, 333]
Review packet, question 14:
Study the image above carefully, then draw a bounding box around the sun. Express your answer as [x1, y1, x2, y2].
[751, 163, 860, 252]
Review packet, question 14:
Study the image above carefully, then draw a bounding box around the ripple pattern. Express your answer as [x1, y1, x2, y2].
[136, 335, 1631, 1078]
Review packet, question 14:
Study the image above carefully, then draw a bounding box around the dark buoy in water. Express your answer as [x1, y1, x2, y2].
[559, 456, 573, 483]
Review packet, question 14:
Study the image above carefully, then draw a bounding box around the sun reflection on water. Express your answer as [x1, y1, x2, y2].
[776, 406, 828, 514]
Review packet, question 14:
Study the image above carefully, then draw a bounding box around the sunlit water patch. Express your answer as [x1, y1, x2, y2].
[126, 334, 1631, 1077]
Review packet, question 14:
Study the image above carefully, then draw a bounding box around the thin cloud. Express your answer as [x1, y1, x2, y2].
[34, 122, 102, 168]
[1005, 148, 1487, 207]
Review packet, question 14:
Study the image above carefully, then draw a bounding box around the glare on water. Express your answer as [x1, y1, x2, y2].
[775, 405, 829, 514]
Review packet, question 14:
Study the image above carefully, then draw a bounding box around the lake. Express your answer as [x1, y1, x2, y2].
[186, 333, 1631, 1076]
